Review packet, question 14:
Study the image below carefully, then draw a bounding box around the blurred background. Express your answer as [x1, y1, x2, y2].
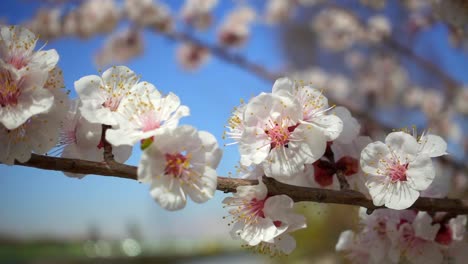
[0, 0, 467, 263]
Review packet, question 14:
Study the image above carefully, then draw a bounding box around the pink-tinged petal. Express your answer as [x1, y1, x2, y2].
[406, 154, 435, 191]
[0, 87, 54, 129]
[385, 131, 419, 159]
[418, 134, 447, 158]
[360, 141, 389, 176]
[414, 212, 440, 241]
[309, 113, 343, 141]
[405, 241, 443, 264]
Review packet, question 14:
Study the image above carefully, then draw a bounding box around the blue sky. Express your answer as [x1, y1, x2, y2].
[1, 0, 466, 242]
[0, 0, 283, 241]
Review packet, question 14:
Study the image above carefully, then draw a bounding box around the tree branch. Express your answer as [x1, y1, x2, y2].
[14, 154, 468, 214]
[156, 29, 467, 176]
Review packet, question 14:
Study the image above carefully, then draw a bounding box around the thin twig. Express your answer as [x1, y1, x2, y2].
[13, 154, 468, 214]
[157, 29, 467, 175]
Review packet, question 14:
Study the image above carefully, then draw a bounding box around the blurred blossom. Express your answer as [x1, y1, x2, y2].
[452, 171, 468, 197]
[345, 51, 366, 70]
[218, 6, 256, 47]
[24, 8, 61, 40]
[95, 29, 144, 67]
[358, 56, 408, 105]
[402, 0, 429, 11]
[325, 74, 352, 101]
[454, 87, 468, 114]
[63, 10, 79, 36]
[312, 8, 363, 52]
[430, 112, 462, 142]
[366, 15, 391, 43]
[75, 0, 120, 38]
[176, 42, 210, 70]
[432, 0, 468, 28]
[359, 0, 386, 9]
[289, 67, 329, 90]
[264, 0, 295, 24]
[181, 0, 218, 30]
[403, 86, 425, 108]
[125, 0, 173, 32]
[406, 13, 431, 35]
[420, 89, 443, 117]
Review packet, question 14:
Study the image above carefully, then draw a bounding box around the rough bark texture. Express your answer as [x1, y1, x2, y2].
[15, 154, 468, 214]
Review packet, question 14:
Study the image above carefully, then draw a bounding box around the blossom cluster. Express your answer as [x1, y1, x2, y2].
[0, 26, 69, 164]
[223, 77, 451, 255]
[71, 65, 222, 211]
[337, 208, 468, 264]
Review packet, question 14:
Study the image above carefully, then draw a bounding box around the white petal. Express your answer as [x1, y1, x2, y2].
[74, 75, 104, 101]
[184, 166, 217, 203]
[263, 147, 305, 179]
[0, 87, 54, 129]
[414, 212, 440, 241]
[101, 65, 138, 90]
[406, 154, 435, 191]
[149, 179, 187, 211]
[360, 141, 389, 176]
[418, 134, 447, 158]
[271, 77, 294, 96]
[292, 124, 327, 164]
[309, 114, 343, 141]
[384, 182, 420, 210]
[385, 131, 419, 159]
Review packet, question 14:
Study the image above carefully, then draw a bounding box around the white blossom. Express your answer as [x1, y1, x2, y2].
[360, 131, 446, 209]
[223, 181, 306, 254]
[0, 25, 58, 129]
[74, 66, 140, 126]
[181, 0, 218, 30]
[138, 125, 222, 211]
[106, 82, 189, 146]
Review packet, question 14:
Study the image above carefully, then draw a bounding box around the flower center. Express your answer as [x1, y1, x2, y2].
[313, 160, 337, 187]
[164, 152, 190, 177]
[102, 96, 123, 111]
[0, 70, 22, 107]
[435, 224, 453, 245]
[8, 55, 28, 70]
[387, 162, 408, 182]
[140, 111, 160, 132]
[266, 124, 291, 149]
[336, 156, 359, 176]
